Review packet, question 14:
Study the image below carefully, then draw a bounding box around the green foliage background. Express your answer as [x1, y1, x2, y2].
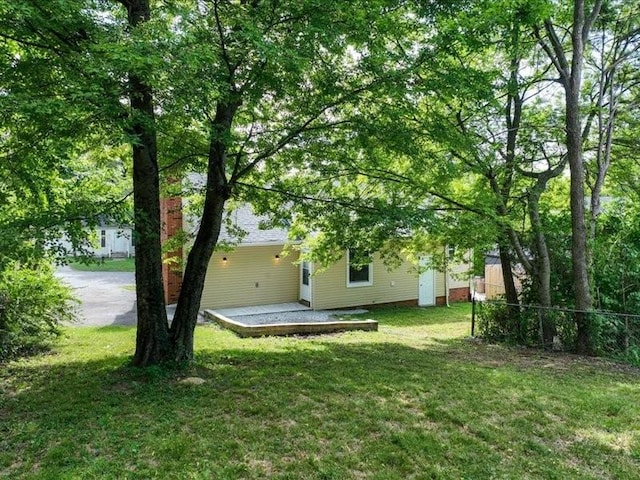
[0, 262, 77, 362]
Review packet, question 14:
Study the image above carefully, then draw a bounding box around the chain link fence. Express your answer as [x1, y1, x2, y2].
[471, 299, 640, 360]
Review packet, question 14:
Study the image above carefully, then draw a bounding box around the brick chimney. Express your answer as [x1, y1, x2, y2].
[160, 196, 183, 304]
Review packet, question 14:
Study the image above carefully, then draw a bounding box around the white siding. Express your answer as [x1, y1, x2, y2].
[57, 226, 134, 257]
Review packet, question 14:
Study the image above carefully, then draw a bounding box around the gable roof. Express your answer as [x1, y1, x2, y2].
[219, 205, 290, 245]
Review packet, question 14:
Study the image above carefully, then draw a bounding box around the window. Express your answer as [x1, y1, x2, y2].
[447, 245, 456, 260]
[302, 261, 310, 286]
[347, 249, 372, 287]
[100, 230, 106, 248]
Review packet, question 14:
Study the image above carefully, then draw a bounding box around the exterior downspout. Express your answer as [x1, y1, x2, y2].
[444, 245, 450, 307]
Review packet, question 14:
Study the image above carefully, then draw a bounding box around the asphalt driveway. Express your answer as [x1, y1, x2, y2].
[56, 266, 138, 326]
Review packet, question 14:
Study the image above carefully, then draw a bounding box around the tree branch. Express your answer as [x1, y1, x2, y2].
[536, 21, 569, 85]
[583, 0, 604, 43]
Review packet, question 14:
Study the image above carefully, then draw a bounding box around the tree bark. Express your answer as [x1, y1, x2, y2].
[528, 186, 556, 345]
[120, 0, 170, 366]
[537, 0, 603, 355]
[565, 1, 596, 355]
[493, 37, 523, 339]
[497, 241, 522, 339]
[498, 243, 519, 306]
[169, 100, 239, 362]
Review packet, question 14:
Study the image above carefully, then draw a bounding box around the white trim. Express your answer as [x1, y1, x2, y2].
[300, 260, 312, 304]
[346, 249, 373, 288]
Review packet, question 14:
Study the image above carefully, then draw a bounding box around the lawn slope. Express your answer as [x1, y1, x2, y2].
[2, 304, 639, 479]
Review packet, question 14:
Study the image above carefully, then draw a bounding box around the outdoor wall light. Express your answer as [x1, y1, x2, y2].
[275, 254, 280, 259]
[222, 257, 228, 263]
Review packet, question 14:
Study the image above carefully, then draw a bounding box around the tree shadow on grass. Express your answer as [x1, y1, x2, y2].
[2, 340, 639, 479]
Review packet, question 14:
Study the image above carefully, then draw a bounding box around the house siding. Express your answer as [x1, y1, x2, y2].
[435, 271, 445, 298]
[200, 245, 299, 309]
[435, 262, 471, 304]
[311, 253, 419, 310]
[448, 262, 471, 289]
[96, 228, 134, 257]
[311, 254, 471, 310]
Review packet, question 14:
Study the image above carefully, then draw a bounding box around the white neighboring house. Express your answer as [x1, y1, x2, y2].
[60, 223, 136, 258]
[95, 225, 135, 258]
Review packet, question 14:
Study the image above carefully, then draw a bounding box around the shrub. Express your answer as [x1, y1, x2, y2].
[477, 300, 521, 344]
[624, 345, 640, 367]
[589, 312, 625, 356]
[478, 301, 578, 350]
[0, 261, 77, 362]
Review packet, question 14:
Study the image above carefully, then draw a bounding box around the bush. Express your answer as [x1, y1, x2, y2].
[624, 345, 640, 367]
[477, 300, 521, 344]
[589, 312, 625, 356]
[588, 311, 640, 364]
[0, 261, 77, 362]
[477, 301, 578, 349]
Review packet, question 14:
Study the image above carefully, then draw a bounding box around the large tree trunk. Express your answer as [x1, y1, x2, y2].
[498, 243, 519, 307]
[565, 1, 596, 355]
[168, 181, 227, 362]
[528, 188, 556, 345]
[120, 0, 170, 366]
[538, 1, 602, 355]
[494, 32, 522, 336]
[567, 126, 592, 353]
[567, 109, 592, 353]
[497, 242, 522, 341]
[169, 101, 239, 362]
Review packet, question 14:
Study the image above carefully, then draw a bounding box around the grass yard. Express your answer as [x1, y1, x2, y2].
[67, 257, 135, 272]
[2, 303, 640, 479]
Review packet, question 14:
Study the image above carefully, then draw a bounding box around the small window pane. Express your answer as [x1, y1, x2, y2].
[302, 261, 310, 286]
[347, 249, 372, 286]
[349, 264, 370, 283]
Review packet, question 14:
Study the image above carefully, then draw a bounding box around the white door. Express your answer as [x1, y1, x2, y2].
[112, 231, 131, 255]
[300, 260, 312, 306]
[418, 257, 435, 306]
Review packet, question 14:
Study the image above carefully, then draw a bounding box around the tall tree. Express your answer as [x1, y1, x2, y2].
[163, 0, 419, 362]
[584, 1, 640, 239]
[116, 0, 171, 365]
[0, 1, 132, 261]
[2, 0, 418, 364]
[534, 0, 603, 354]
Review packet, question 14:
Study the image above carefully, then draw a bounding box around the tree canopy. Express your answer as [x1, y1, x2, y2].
[2, 0, 639, 364]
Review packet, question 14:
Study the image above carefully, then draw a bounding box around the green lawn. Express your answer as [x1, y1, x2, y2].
[2, 304, 640, 479]
[67, 257, 135, 272]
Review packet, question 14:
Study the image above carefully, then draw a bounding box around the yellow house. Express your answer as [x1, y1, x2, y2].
[198, 207, 470, 311]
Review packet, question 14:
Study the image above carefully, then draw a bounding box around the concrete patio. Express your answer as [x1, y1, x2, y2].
[203, 303, 377, 337]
